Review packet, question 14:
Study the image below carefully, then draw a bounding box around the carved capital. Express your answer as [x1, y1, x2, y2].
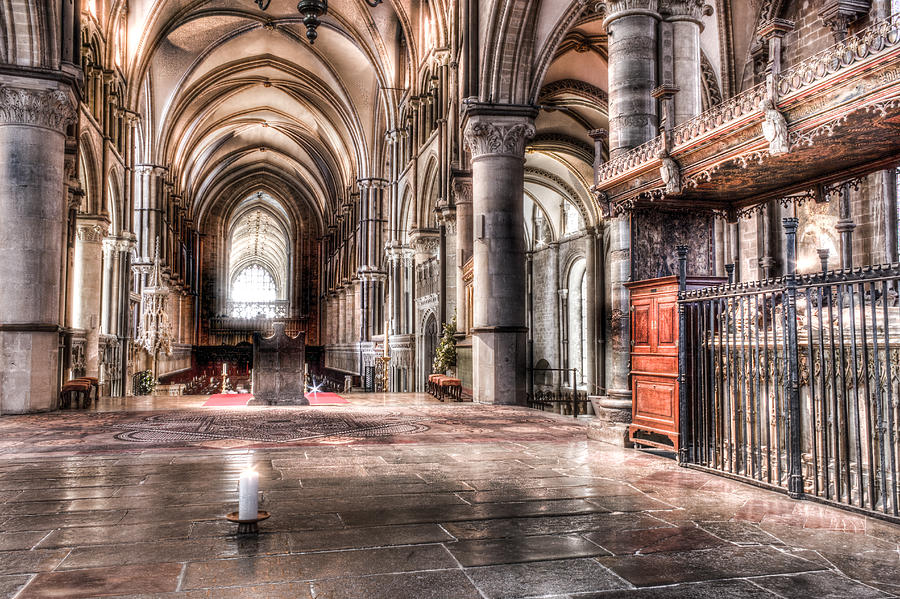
[660, 0, 712, 21]
[464, 121, 536, 160]
[0, 85, 76, 132]
[76, 223, 106, 244]
[603, 0, 660, 26]
[452, 176, 473, 206]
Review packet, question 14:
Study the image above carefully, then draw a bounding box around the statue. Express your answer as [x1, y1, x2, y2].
[658, 151, 682, 195]
[762, 99, 790, 155]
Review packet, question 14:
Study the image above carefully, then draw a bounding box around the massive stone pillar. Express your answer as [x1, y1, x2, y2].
[0, 83, 77, 413]
[605, 1, 659, 156]
[590, 2, 661, 442]
[73, 217, 108, 378]
[463, 104, 536, 405]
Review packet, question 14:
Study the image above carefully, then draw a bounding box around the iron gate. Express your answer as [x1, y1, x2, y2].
[678, 220, 900, 522]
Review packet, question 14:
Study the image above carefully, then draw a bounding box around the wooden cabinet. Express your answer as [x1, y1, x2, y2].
[625, 275, 724, 450]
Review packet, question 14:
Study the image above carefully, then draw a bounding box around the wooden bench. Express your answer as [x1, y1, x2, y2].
[60, 379, 91, 409]
[439, 378, 462, 402]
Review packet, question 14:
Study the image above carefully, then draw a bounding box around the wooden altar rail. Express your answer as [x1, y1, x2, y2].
[678, 232, 900, 523]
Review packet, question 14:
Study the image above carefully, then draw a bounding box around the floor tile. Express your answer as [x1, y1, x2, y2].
[17, 562, 182, 598]
[465, 558, 628, 598]
[598, 546, 824, 587]
[447, 533, 609, 567]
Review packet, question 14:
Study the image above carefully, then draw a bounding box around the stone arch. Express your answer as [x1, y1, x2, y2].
[479, 0, 543, 104]
[78, 135, 101, 214]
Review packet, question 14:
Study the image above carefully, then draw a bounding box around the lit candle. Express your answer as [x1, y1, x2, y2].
[238, 468, 259, 520]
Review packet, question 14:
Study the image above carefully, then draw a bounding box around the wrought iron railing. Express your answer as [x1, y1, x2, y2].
[678, 223, 900, 522]
[527, 388, 590, 417]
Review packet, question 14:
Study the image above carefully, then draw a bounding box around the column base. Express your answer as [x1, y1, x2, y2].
[472, 327, 526, 405]
[587, 393, 633, 447]
[0, 330, 59, 414]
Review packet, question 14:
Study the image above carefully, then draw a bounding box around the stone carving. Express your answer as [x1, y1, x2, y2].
[632, 209, 714, 281]
[658, 151, 682, 195]
[464, 121, 536, 159]
[0, 85, 76, 132]
[660, 0, 713, 20]
[700, 52, 723, 109]
[451, 176, 472, 205]
[761, 99, 790, 155]
[136, 240, 173, 358]
[605, 0, 659, 15]
[76, 224, 106, 244]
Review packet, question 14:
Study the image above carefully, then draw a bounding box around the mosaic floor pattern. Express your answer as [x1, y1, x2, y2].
[0, 403, 586, 456]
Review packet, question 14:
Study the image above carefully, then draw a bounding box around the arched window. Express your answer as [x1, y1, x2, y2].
[232, 264, 277, 304]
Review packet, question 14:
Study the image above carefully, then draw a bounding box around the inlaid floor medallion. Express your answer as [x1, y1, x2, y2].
[112, 410, 432, 443]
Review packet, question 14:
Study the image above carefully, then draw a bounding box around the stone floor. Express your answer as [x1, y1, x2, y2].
[1, 394, 899, 598]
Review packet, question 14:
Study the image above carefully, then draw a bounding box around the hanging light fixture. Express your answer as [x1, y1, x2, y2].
[253, 0, 383, 44]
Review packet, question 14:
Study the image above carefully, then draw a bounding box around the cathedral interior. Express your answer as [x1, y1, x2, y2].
[3, 0, 900, 597]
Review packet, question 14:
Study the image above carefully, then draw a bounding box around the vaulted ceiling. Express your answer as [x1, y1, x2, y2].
[124, 0, 420, 235]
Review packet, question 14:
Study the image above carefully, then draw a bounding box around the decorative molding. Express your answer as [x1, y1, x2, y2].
[524, 167, 583, 206]
[555, 31, 608, 61]
[538, 79, 609, 107]
[529, 133, 595, 163]
[0, 86, 76, 132]
[464, 121, 536, 160]
[700, 52, 723, 110]
[660, 0, 713, 21]
[76, 223, 106, 244]
[451, 176, 473, 206]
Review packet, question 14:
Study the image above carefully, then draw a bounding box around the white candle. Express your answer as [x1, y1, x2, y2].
[238, 468, 259, 520]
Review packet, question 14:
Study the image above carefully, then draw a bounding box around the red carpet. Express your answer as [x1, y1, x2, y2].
[305, 392, 350, 405]
[203, 393, 253, 407]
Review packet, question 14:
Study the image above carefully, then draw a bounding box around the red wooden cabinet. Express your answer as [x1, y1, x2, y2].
[625, 275, 724, 451]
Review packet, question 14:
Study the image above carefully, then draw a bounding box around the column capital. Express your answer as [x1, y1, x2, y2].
[659, 0, 712, 23]
[603, 0, 661, 27]
[0, 85, 77, 133]
[451, 171, 473, 206]
[76, 222, 107, 244]
[134, 164, 169, 176]
[463, 118, 536, 161]
[462, 102, 538, 160]
[357, 177, 389, 190]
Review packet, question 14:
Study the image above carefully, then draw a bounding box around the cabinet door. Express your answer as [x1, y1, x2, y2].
[631, 297, 653, 352]
[656, 295, 678, 355]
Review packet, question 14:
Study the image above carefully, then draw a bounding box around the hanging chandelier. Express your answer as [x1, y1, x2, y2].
[254, 0, 383, 44]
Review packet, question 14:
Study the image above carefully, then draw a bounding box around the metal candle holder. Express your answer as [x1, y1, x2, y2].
[226, 510, 270, 535]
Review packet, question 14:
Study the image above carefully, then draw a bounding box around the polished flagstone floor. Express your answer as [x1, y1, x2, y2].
[0, 394, 899, 598]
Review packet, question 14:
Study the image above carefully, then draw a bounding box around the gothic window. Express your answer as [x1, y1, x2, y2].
[563, 201, 583, 236]
[231, 264, 277, 304]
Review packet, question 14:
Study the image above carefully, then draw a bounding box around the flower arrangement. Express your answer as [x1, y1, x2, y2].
[432, 316, 458, 375]
[134, 369, 157, 396]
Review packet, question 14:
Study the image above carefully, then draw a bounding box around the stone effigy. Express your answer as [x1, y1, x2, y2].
[250, 323, 307, 405]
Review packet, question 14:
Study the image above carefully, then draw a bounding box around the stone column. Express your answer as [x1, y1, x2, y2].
[584, 226, 599, 393]
[463, 104, 536, 405]
[452, 172, 473, 335]
[0, 82, 77, 413]
[605, 0, 660, 156]
[660, 1, 707, 124]
[73, 217, 108, 378]
[591, 216, 634, 442]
